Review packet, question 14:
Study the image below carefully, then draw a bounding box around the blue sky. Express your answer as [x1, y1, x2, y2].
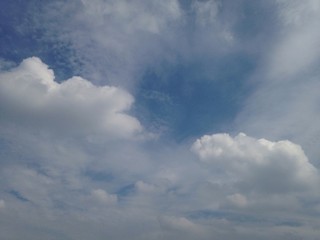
[1, 0, 320, 239]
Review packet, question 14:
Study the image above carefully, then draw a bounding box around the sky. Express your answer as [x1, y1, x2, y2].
[1, 0, 320, 239]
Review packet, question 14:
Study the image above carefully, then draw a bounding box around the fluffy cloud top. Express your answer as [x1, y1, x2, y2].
[192, 133, 318, 194]
[0, 57, 142, 139]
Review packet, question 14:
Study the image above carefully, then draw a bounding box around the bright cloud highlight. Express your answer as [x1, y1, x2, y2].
[192, 133, 318, 194]
[0, 57, 142, 139]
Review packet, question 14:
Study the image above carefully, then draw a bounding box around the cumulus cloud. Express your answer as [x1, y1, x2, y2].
[0, 57, 151, 239]
[189, 132, 320, 239]
[0, 57, 142, 139]
[192, 133, 318, 194]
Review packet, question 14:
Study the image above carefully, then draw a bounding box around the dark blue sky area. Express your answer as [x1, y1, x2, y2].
[136, 54, 255, 140]
[0, 0, 79, 79]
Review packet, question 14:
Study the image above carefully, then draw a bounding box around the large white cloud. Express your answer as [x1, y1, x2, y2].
[0, 57, 146, 232]
[0, 57, 142, 139]
[190, 132, 320, 240]
[192, 133, 318, 194]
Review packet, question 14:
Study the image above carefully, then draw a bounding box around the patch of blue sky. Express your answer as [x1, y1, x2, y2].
[116, 183, 136, 198]
[8, 190, 30, 202]
[0, 0, 79, 81]
[135, 53, 255, 141]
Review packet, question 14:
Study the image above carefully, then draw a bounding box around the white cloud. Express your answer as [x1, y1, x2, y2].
[0, 57, 142, 139]
[192, 133, 318, 194]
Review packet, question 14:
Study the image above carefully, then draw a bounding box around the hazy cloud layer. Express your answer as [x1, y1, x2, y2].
[236, 0, 320, 163]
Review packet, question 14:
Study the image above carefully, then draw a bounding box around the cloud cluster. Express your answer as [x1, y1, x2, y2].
[190, 133, 320, 240]
[1, 56, 320, 239]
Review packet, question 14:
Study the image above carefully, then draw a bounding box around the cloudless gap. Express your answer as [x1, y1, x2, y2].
[135, 54, 255, 141]
[0, 0, 78, 81]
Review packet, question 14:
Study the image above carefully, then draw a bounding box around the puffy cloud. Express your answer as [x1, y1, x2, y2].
[0, 57, 148, 239]
[0, 57, 142, 139]
[192, 133, 318, 194]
